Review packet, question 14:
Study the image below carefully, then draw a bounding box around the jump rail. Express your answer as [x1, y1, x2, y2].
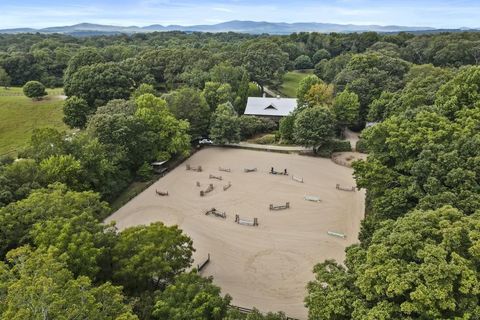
[186, 164, 203, 172]
[200, 184, 214, 197]
[269, 202, 290, 210]
[209, 174, 223, 180]
[304, 195, 321, 202]
[228, 305, 299, 320]
[292, 175, 304, 183]
[223, 182, 232, 191]
[219, 167, 231, 172]
[205, 208, 227, 219]
[328, 231, 346, 239]
[155, 189, 169, 196]
[197, 253, 211, 272]
[270, 167, 288, 176]
[336, 184, 356, 192]
[235, 214, 258, 227]
[244, 168, 257, 173]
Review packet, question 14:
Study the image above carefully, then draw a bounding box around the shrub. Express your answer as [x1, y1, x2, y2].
[316, 139, 352, 157]
[238, 116, 276, 139]
[23, 81, 47, 100]
[355, 138, 368, 153]
[251, 134, 276, 145]
[294, 55, 313, 70]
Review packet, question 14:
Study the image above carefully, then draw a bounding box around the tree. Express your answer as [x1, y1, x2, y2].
[64, 47, 105, 80]
[334, 52, 410, 121]
[22, 81, 47, 100]
[64, 62, 133, 108]
[1, 246, 137, 320]
[112, 222, 194, 293]
[293, 106, 335, 150]
[152, 272, 231, 320]
[306, 206, 480, 319]
[164, 87, 211, 137]
[132, 83, 157, 99]
[312, 49, 331, 64]
[63, 96, 92, 129]
[304, 82, 335, 107]
[243, 40, 289, 94]
[294, 55, 313, 69]
[203, 82, 234, 112]
[296, 75, 322, 107]
[279, 113, 296, 143]
[39, 154, 84, 190]
[30, 212, 116, 279]
[209, 102, 240, 144]
[435, 65, 480, 118]
[0, 67, 11, 89]
[333, 90, 360, 128]
[0, 183, 109, 259]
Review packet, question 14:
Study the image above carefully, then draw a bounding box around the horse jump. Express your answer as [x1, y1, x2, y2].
[244, 168, 257, 173]
[200, 184, 214, 197]
[292, 175, 304, 183]
[304, 195, 321, 202]
[186, 164, 202, 172]
[223, 181, 232, 191]
[235, 214, 258, 227]
[196, 181, 201, 187]
[219, 167, 231, 172]
[209, 174, 223, 180]
[155, 189, 169, 196]
[205, 208, 227, 219]
[336, 184, 355, 192]
[197, 253, 211, 272]
[270, 167, 288, 175]
[327, 231, 346, 239]
[269, 202, 290, 210]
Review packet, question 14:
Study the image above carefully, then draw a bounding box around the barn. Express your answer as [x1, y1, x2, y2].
[244, 96, 298, 121]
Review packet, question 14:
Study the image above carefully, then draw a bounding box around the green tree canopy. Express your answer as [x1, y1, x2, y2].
[23, 80, 47, 100]
[64, 62, 133, 107]
[152, 272, 231, 320]
[164, 87, 211, 137]
[306, 206, 480, 320]
[209, 102, 240, 144]
[243, 40, 288, 93]
[1, 246, 137, 320]
[63, 96, 92, 129]
[293, 106, 335, 150]
[333, 90, 360, 128]
[112, 222, 194, 293]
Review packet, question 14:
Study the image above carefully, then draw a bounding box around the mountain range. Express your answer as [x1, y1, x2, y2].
[0, 21, 477, 36]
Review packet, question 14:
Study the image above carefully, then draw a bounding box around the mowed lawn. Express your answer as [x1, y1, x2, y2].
[0, 87, 67, 156]
[278, 69, 314, 97]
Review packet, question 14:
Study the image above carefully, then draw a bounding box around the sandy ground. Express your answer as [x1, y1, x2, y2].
[107, 148, 365, 319]
[331, 152, 367, 167]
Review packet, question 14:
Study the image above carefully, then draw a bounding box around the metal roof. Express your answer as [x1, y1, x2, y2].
[244, 97, 298, 117]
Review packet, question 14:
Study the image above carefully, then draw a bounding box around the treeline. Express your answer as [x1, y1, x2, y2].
[305, 65, 480, 318]
[1, 31, 480, 88]
[1, 29, 480, 320]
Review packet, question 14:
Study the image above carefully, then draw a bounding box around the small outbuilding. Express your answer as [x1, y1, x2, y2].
[244, 96, 297, 121]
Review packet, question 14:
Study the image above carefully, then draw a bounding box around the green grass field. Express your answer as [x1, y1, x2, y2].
[0, 87, 67, 157]
[278, 69, 314, 97]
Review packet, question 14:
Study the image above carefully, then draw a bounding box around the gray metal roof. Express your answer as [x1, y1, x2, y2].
[244, 97, 298, 116]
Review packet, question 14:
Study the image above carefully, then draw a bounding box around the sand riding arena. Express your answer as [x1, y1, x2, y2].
[106, 147, 365, 319]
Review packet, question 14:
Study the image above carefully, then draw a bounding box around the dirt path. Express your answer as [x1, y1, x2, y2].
[343, 128, 360, 150]
[106, 148, 365, 319]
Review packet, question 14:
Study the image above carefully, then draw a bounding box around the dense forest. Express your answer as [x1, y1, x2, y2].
[0, 30, 480, 319]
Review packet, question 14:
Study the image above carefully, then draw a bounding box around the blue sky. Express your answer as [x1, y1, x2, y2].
[1, 0, 479, 29]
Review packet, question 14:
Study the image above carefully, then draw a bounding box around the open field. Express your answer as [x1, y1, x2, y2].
[0, 88, 67, 156]
[278, 69, 314, 97]
[107, 147, 365, 319]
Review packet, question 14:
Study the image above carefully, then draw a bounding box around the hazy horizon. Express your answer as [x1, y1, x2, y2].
[1, 0, 479, 30]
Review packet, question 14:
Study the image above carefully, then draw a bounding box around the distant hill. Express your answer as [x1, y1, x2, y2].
[0, 21, 477, 35]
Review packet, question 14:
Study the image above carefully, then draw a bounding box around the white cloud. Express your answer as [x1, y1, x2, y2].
[212, 7, 234, 13]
